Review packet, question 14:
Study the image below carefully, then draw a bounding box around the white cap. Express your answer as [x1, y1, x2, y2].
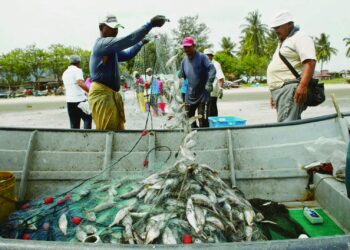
[270, 11, 294, 28]
[99, 14, 124, 29]
[146, 68, 152, 73]
[204, 48, 214, 55]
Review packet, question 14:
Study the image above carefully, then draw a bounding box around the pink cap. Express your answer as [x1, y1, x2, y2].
[182, 36, 196, 47]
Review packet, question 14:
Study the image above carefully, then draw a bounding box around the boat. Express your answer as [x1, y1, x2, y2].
[0, 112, 349, 249]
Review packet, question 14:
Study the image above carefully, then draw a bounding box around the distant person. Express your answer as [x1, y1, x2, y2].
[134, 72, 146, 112]
[267, 11, 316, 122]
[120, 76, 128, 102]
[145, 68, 160, 116]
[89, 14, 167, 130]
[179, 36, 216, 128]
[62, 55, 92, 129]
[204, 49, 225, 117]
[181, 78, 188, 103]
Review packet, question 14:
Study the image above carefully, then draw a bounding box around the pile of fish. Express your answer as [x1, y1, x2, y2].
[2, 130, 266, 244]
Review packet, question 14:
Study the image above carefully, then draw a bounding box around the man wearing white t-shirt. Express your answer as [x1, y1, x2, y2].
[62, 55, 92, 129]
[267, 11, 316, 122]
[204, 49, 225, 117]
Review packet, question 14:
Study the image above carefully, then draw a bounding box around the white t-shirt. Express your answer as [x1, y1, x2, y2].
[211, 60, 225, 97]
[62, 65, 86, 102]
[267, 31, 316, 90]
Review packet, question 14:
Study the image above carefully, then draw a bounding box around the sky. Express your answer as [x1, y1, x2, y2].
[1, 0, 349, 72]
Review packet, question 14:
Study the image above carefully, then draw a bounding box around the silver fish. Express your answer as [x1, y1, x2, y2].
[150, 213, 176, 222]
[191, 194, 216, 212]
[58, 213, 68, 235]
[75, 226, 87, 242]
[245, 225, 253, 241]
[186, 198, 200, 233]
[130, 212, 148, 218]
[122, 215, 134, 244]
[206, 216, 225, 231]
[144, 189, 157, 204]
[84, 210, 96, 222]
[194, 206, 206, 231]
[244, 208, 255, 226]
[88, 201, 116, 213]
[109, 206, 133, 227]
[145, 222, 161, 244]
[136, 187, 147, 199]
[203, 186, 217, 204]
[117, 186, 143, 199]
[162, 227, 177, 244]
[180, 145, 195, 161]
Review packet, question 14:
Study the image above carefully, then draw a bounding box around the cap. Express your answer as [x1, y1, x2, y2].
[204, 48, 214, 55]
[270, 11, 294, 28]
[99, 14, 124, 29]
[146, 68, 153, 73]
[69, 55, 81, 64]
[181, 36, 196, 47]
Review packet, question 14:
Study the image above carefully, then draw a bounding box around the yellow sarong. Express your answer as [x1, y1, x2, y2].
[88, 82, 125, 130]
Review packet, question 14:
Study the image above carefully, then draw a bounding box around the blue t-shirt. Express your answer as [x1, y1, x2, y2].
[179, 51, 216, 105]
[90, 23, 152, 92]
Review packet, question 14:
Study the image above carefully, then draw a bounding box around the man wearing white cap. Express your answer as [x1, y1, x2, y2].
[204, 49, 225, 117]
[267, 11, 316, 122]
[89, 14, 168, 130]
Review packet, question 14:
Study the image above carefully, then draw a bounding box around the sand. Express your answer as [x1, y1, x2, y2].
[1, 84, 350, 129]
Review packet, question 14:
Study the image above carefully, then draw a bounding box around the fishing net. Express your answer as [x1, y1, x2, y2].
[1, 130, 268, 244]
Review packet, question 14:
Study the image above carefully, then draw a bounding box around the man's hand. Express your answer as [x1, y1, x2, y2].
[205, 81, 213, 93]
[294, 82, 308, 104]
[218, 88, 223, 99]
[150, 15, 168, 27]
[270, 96, 276, 109]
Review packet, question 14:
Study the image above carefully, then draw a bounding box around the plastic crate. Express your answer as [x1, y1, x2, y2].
[208, 116, 246, 128]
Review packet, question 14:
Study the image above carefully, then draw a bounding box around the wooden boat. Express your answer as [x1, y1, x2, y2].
[0, 113, 349, 249]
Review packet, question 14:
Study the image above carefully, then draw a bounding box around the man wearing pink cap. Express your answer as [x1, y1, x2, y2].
[179, 36, 216, 128]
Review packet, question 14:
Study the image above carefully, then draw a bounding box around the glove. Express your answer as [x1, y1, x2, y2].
[205, 81, 213, 93]
[218, 88, 223, 99]
[150, 15, 167, 27]
[142, 38, 150, 45]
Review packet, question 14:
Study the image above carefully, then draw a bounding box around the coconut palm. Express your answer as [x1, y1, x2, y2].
[344, 37, 350, 57]
[220, 37, 236, 56]
[314, 33, 337, 73]
[239, 10, 268, 56]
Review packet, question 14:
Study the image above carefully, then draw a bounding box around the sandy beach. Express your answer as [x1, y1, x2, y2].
[1, 84, 350, 130]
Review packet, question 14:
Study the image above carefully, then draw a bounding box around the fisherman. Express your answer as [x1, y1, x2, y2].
[267, 11, 316, 122]
[62, 55, 92, 129]
[204, 49, 225, 117]
[179, 37, 216, 128]
[89, 14, 167, 130]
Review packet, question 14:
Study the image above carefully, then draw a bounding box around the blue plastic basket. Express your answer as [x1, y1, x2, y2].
[208, 116, 246, 128]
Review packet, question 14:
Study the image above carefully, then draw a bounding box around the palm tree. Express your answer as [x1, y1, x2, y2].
[264, 30, 278, 59]
[220, 37, 236, 56]
[314, 33, 338, 73]
[239, 10, 268, 56]
[344, 37, 350, 57]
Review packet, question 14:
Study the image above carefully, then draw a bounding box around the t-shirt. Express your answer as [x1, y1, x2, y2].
[267, 30, 316, 90]
[146, 75, 160, 95]
[211, 59, 225, 97]
[62, 65, 86, 103]
[179, 51, 216, 105]
[90, 23, 152, 92]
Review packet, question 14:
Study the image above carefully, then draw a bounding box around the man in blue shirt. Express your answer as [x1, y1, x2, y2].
[179, 37, 216, 128]
[89, 14, 167, 130]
